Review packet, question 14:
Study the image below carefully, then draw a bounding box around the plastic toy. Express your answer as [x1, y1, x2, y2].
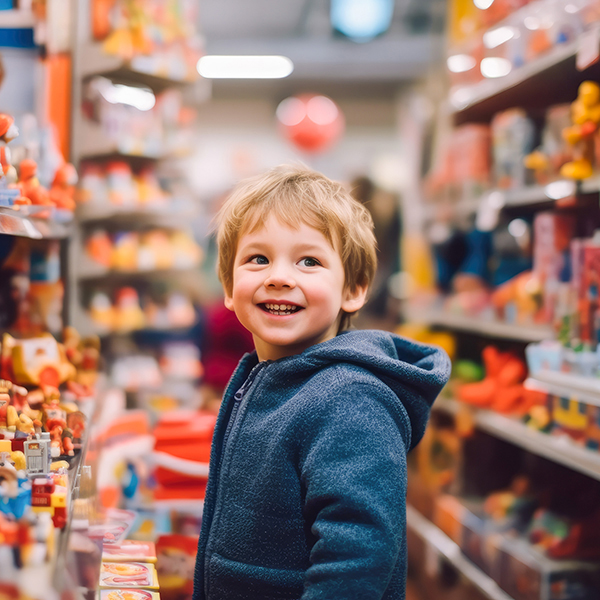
[113, 287, 145, 332]
[551, 393, 587, 443]
[491, 270, 543, 325]
[0, 113, 22, 207]
[30, 475, 67, 528]
[17, 159, 52, 206]
[49, 162, 78, 211]
[560, 81, 600, 180]
[86, 229, 113, 267]
[24, 432, 52, 475]
[457, 346, 546, 414]
[491, 108, 536, 189]
[111, 232, 139, 271]
[3, 333, 77, 388]
[524, 104, 572, 185]
[90, 292, 115, 330]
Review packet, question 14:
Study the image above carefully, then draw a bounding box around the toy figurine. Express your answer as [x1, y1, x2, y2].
[560, 81, 600, 180]
[17, 159, 52, 206]
[113, 287, 145, 332]
[0, 113, 21, 207]
[90, 291, 115, 330]
[49, 162, 78, 211]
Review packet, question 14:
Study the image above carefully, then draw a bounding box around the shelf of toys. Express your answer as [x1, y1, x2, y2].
[69, 0, 206, 421]
[404, 1, 600, 599]
[64, 3, 211, 598]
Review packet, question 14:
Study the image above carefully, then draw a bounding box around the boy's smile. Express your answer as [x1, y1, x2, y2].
[225, 214, 367, 362]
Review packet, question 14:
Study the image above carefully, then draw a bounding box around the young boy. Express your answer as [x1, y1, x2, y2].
[193, 165, 451, 600]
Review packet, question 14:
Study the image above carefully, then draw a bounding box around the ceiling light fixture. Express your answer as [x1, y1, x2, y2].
[331, 0, 394, 42]
[197, 55, 294, 79]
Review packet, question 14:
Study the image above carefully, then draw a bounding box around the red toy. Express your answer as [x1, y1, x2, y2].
[457, 346, 546, 415]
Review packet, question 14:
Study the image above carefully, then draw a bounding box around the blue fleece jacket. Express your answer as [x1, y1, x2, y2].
[193, 329, 450, 600]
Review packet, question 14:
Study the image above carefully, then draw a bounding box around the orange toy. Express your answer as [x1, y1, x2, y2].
[456, 346, 545, 415]
[17, 159, 52, 206]
[491, 270, 543, 325]
[49, 162, 78, 210]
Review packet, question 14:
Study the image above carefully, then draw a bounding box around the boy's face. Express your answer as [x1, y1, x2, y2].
[225, 214, 367, 362]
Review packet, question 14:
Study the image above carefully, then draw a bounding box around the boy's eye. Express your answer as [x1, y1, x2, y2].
[300, 257, 321, 267]
[250, 255, 269, 265]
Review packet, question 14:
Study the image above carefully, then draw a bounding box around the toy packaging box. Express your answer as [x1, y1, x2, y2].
[103, 540, 157, 563]
[492, 535, 600, 600]
[100, 591, 161, 599]
[99, 561, 160, 590]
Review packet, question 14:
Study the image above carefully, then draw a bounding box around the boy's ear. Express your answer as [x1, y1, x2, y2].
[341, 284, 368, 314]
[224, 294, 235, 311]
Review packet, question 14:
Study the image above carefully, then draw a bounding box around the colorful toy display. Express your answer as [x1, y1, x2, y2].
[84, 228, 201, 272]
[560, 81, 600, 180]
[456, 346, 546, 415]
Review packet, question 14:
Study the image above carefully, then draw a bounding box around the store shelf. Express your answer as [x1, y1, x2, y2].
[404, 306, 554, 342]
[0, 9, 35, 28]
[78, 43, 198, 90]
[434, 398, 600, 482]
[450, 39, 600, 124]
[526, 371, 600, 406]
[76, 203, 197, 226]
[0, 206, 73, 239]
[76, 260, 201, 281]
[406, 504, 514, 600]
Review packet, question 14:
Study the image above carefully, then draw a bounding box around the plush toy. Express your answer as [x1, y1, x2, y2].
[456, 346, 546, 414]
[560, 81, 600, 180]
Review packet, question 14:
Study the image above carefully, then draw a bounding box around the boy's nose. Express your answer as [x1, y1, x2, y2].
[264, 265, 296, 289]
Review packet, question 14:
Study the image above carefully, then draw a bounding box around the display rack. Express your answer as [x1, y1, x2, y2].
[451, 35, 600, 124]
[407, 7, 600, 598]
[406, 504, 514, 600]
[68, 3, 203, 341]
[404, 306, 554, 342]
[434, 397, 600, 483]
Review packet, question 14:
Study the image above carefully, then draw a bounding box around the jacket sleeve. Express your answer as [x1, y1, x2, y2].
[298, 380, 410, 600]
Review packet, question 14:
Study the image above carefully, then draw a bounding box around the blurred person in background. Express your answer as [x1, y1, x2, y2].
[351, 175, 402, 329]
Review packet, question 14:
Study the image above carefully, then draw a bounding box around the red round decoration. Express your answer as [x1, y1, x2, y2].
[276, 94, 345, 153]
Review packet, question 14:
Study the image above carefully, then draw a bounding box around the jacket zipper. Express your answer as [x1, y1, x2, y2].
[204, 360, 270, 597]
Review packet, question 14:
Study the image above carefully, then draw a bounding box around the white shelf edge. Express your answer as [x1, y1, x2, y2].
[0, 9, 35, 28]
[434, 398, 600, 482]
[76, 263, 201, 281]
[406, 504, 515, 600]
[450, 40, 579, 114]
[527, 371, 600, 406]
[404, 307, 554, 342]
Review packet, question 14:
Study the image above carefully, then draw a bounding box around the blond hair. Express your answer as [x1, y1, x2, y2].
[215, 164, 377, 330]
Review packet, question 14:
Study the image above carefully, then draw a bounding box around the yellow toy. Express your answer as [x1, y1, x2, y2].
[560, 81, 600, 180]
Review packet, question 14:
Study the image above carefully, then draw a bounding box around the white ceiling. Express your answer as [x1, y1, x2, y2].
[198, 0, 445, 97]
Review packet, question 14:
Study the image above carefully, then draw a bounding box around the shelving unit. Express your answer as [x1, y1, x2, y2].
[407, 5, 600, 598]
[406, 504, 514, 600]
[68, 3, 204, 342]
[434, 397, 600, 482]
[404, 306, 554, 342]
[0, 207, 72, 239]
[450, 35, 600, 125]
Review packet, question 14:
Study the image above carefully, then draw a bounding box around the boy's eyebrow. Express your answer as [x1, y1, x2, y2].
[238, 240, 332, 254]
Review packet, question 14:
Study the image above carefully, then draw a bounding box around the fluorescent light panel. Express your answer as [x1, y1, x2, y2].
[197, 55, 294, 79]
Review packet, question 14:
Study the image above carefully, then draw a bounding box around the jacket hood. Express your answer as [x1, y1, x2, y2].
[251, 329, 451, 450]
